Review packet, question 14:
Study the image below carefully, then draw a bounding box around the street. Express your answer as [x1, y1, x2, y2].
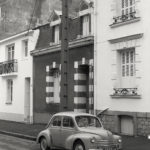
[0, 134, 150, 150]
[0, 134, 39, 150]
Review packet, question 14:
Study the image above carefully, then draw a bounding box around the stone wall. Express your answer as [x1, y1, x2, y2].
[97, 110, 150, 137]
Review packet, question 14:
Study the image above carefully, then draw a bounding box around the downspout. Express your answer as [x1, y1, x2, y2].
[94, 0, 97, 115]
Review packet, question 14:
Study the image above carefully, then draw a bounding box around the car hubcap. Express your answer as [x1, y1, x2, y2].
[75, 144, 84, 150]
[41, 138, 47, 150]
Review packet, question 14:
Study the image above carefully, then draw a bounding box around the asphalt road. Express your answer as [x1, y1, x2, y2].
[0, 134, 39, 150]
[122, 135, 150, 150]
[0, 134, 150, 150]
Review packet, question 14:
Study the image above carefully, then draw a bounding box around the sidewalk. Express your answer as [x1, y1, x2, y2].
[0, 120, 46, 141]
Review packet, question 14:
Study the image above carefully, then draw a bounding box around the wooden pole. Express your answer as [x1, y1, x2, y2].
[60, 0, 69, 111]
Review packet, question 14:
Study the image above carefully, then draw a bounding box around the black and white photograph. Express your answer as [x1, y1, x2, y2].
[0, 0, 149, 150]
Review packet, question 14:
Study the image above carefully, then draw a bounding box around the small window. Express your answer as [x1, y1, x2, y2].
[81, 15, 90, 36]
[22, 40, 28, 57]
[7, 44, 14, 61]
[63, 117, 74, 128]
[52, 116, 61, 127]
[52, 25, 60, 44]
[121, 49, 135, 77]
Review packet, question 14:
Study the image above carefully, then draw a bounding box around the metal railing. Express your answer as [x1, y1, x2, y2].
[112, 88, 138, 96]
[113, 12, 137, 24]
[0, 59, 18, 75]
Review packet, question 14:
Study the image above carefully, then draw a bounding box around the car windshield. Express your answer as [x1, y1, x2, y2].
[75, 116, 102, 128]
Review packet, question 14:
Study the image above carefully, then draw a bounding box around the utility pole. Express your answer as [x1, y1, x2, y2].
[60, 0, 69, 111]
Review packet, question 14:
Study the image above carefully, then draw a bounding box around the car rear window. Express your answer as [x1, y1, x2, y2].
[51, 116, 61, 127]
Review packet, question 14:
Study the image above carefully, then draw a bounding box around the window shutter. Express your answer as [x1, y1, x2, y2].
[110, 0, 117, 17]
[135, 0, 140, 17]
[116, 0, 122, 17]
[59, 23, 62, 41]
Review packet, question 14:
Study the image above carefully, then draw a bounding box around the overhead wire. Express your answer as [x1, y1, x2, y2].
[27, 0, 38, 34]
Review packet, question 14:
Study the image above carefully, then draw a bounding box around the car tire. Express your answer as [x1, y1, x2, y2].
[40, 137, 50, 150]
[73, 140, 85, 150]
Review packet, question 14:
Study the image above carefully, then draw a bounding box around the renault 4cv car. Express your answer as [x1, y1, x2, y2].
[37, 112, 122, 150]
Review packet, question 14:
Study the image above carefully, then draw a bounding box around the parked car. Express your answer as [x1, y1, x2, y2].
[37, 112, 122, 150]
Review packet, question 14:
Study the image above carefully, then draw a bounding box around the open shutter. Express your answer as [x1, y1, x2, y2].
[110, 0, 117, 17]
[135, 0, 140, 17]
[116, 0, 122, 17]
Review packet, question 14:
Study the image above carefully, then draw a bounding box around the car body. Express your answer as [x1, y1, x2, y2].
[37, 112, 122, 150]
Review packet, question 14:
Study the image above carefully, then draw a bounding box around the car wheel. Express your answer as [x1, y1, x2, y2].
[73, 141, 85, 150]
[40, 137, 50, 150]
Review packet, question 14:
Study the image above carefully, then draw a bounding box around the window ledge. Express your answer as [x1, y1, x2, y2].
[110, 17, 140, 28]
[110, 95, 141, 99]
[5, 102, 12, 105]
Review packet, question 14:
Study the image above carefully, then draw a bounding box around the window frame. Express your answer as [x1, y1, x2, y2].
[81, 14, 91, 36]
[120, 49, 135, 77]
[22, 40, 28, 58]
[50, 116, 62, 127]
[62, 116, 75, 128]
[6, 44, 15, 61]
[121, 0, 135, 16]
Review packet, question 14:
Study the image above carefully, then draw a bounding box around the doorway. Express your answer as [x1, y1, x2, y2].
[24, 77, 30, 123]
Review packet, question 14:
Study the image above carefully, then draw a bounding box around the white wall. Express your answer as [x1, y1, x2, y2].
[95, 0, 150, 112]
[0, 30, 39, 122]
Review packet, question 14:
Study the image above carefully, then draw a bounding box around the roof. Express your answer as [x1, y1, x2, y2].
[53, 111, 95, 118]
[0, 30, 33, 44]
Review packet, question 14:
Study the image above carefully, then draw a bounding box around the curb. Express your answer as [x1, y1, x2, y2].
[0, 130, 36, 141]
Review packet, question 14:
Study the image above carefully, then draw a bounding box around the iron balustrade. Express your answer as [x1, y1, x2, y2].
[112, 88, 138, 96]
[113, 12, 136, 24]
[0, 59, 18, 75]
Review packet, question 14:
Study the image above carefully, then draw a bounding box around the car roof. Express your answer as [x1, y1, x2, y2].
[53, 111, 95, 118]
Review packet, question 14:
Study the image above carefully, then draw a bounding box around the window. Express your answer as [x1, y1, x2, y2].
[22, 40, 28, 57]
[119, 48, 136, 88]
[7, 45, 14, 61]
[111, 0, 139, 25]
[121, 49, 135, 77]
[52, 116, 61, 127]
[52, 25, 60, 44]
[6, 79, 13, 104]
[63, 117, 74, 128]
[81, 15, 90, 36]
[121, 0, 135, 16]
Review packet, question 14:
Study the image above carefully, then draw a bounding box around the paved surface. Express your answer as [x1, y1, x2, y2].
[0, 120, 46, 138]
[0, 133, 150, 150]
[122, 136, 150, 150]
[0, 120, 150, 150]
[0, 134, 39, 150]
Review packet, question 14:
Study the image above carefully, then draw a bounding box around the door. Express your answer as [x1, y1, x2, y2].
[50, 116, 62, 147]
[24, 78, 30, 123]
[60, 116, 75, 147]
[120, 116, 134, 136]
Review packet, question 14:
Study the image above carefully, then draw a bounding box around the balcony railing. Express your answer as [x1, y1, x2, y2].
[112, 88, 138, 97]
[0, 59, 18, 75]
[112, 12, 137, 24]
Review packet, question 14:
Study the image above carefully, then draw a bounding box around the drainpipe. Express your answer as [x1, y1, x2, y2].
[93, 0, 97, 115]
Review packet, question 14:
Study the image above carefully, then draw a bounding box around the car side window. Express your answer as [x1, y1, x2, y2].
[51, 116, 61, 127]
[63, 116, 74, 128]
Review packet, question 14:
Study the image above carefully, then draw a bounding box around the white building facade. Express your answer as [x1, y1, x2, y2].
[0, 30, 39, 123]
[95, 0, 150, 136]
